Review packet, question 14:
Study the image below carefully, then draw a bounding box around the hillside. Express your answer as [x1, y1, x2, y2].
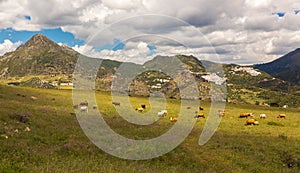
[130, 55, 209, 99]
[255, 48, 300, 84]
[0, 34, 79, 77]
[224, 65, 300, 107]
[0, 34, 299, 107]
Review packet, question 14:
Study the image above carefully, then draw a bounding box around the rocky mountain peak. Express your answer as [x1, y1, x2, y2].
[23, 34, 58, 49]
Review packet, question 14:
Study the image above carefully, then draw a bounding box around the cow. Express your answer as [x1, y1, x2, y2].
[277, 114, 286, 118]
[80, 106, 88, 113]
[239, 113, 253, 118]
[112, 102, 121, 106]
[218, 110, 226, 117]
[259, 114, 266, 119]
[199, 106, 204, 111]
[245, 119, 259, 126]
[157, 110, 168, 117]
[194, 113, 205, 118]
[135, 107, 144, 112]
[141, 104, 146, 109]
[80, 100, 88, 106]
[170, 117, 178, 122]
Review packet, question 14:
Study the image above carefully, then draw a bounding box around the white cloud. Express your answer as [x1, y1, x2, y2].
[73, 41, 154, 64]
[1, 0, 300, 64]
[0, 40, 22, 56]
[245, 0, 272, 8]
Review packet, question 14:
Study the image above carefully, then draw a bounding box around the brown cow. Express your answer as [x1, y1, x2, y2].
[170, 117, 178, 122]
[135, 107, 144, 112]
[80, 100, 88, 106]
[245, 119, 259, 126]
[277, 114, 286, 118]
[141, 104, 146, 109]
[239, 113, 253, 118]
[194, 113, 205, 118]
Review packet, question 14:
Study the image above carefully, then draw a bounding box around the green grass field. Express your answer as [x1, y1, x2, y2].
[1, 85, 300, 172]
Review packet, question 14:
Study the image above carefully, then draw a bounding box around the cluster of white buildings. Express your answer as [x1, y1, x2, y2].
[233, 67, 261, 76]
[151, 78, 171, 89]
[201, 73, 226, 85]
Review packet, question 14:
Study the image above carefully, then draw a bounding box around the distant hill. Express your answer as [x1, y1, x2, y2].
[255, 48, 300, 84]
[0, 34, 299, 107]
[0, 34, 79, 77]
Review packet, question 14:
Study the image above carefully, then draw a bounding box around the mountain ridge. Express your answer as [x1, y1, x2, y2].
[255, 48, 300, 84]
[0, 34, 299, 107]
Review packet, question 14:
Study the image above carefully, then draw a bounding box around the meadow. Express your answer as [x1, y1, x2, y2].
[1, 85, 300, 172]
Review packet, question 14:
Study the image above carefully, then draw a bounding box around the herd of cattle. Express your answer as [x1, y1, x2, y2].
[73, 100, 287, 125]
[237, 112, 286, 126]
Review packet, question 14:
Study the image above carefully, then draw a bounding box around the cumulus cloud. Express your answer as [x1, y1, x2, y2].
[73, 41, 154, 64]
[1, 0, 300, 64]
[0, 40, 22, 56]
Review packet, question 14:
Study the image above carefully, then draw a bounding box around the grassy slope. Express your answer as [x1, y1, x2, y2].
[1, 85, 300, 172]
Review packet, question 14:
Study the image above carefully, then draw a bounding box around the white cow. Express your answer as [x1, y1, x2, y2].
[80, 106, 88, 113]
[259, 114, 266, 119]
[157, 110, 168, 117]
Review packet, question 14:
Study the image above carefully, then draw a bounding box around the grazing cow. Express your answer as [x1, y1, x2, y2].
[194, 113, 205, 118]
[239, 113, 252, 118]
[135, 107, 144, 112]
[80, 106, 88, 113]
[199, 106, 204, 111]
[260, 114, 266, 119]
[245, 119, 259, 125]
[277, 114, 286, 118]
[112, 102, 121, 106]
[170, 117, 178, 122]
[80, 100, 88, 106]
[141, 104, 146, 109]
[93, 105, 97, 110]
[187, 106, 191, 109]
[157, 110, 168, 117]
[218, 110, 226, 117]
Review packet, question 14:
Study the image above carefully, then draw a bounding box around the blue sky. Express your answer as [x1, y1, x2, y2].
[0, 27, 156, 54]
[0, 27, 85, 47]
